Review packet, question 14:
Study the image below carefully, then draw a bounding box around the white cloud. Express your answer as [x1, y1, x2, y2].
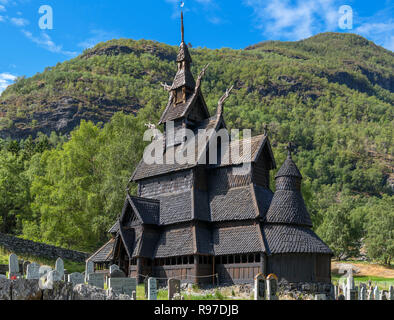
[0, 73, 17, 94]
[244, 0, 339, 40]
[78, 29, 119, 49]
[355, 21, 394, 51]
[0, 16, 4, 22]
[22, 30, 78, 57]
[10, 17, 29, 27]
[0, 5, 6, 12]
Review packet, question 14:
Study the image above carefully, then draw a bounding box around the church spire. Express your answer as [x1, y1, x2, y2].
[181, 10, 185, 43]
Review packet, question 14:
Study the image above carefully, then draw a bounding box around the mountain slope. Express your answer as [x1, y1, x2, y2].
[0, 32, 392, 140]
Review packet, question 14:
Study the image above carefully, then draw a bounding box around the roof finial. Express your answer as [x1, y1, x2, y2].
[181, 8, 185, 43]
[285, 142, 295, 159]
[263, 123, 269, 136]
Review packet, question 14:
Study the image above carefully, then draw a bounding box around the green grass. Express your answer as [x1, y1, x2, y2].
[332, 275, 394, 290]
[0, 246, 85, 273]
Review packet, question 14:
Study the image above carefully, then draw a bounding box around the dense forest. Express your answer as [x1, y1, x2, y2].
[0, 33, 392, 264]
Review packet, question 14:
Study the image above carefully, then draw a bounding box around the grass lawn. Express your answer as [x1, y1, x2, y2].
[0, 246, 85, 273]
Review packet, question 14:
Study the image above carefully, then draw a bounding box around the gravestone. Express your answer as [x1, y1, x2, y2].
[348, 287, 358, 300]
[108, 278, 123, 295]
[389, 286, 394, 300]
[333, 285, 338, 300]
[144, 277, 149, 298]
[85, 260, 94, 282]
[359, 286, 366, 300]
[148, 277, 157, 300]
[8, 253, 19, 278]
[22, 261, 31, 276]
[109, 264, 120, 274]
[68, 272, 85, 287]
[266, 274, 278, 300]
[48, 270, 62, 282]
[338, 294, 345, 300]
[132, 291, 136, 300]
[88, 273, 105, 289]
[367, 289, 373, 300]
[123, 278, 137, 296]
[110, 269, 126, 278]
[26, 262, 40, 280]
[55, 258, 64, 279]
[108, 277, 137, 296]
[253, 273, 265, 300]
[314, 294, 327, 300]
[39, 266, 53, 278]
[373, 286, 380, 300]
[380, 290, 387, 300]
[168, 278, 181, 300]
[346, 273, 355, 300]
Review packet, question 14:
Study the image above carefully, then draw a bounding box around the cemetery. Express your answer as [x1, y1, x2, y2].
[0, 253, 393, 300]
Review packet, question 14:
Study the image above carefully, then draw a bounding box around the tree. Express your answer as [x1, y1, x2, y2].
[364, 195, 394, 265]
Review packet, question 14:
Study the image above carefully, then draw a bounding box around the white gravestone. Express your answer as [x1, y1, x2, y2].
[26, 262, 40, 280]
[266, 275, 278, 300]
[55, 258, 64, 279]
[109, 264, 120, 274]
[359, 286, 366, 300]
[88, 273, 105, 289]
[373, 286, 380, 300]
[148, 277, 158, 300]
[254, 273, 265, 300]
[389, 286, 394, 301]
[68, 272, 85, 287]
[85, 260, 94, 282]
[39, 266, 53, 278]
[8, 253, 19, 278]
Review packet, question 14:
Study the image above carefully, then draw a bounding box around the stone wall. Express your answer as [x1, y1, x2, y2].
[0, 233, 89, 263]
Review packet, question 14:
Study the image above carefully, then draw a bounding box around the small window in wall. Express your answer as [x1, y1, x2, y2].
[235, 255, 240, 263]
[166, 258, 171, 265]
[203, 256, 208, 264]
[215, 256, 220, 264]
[255, 254, 261, 263]
[177, 257, 182, 265]
[242, 255, 247, 263]
[222, 256, 228, 264]
[189, 256, 194, 264]
[183, 256, 188, 265]
[171, 257, 176, 265]
[228, 255, 234, 264]
[248, 254, 254, 263]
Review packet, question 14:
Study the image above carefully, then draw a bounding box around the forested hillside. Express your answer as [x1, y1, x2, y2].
[0, 32, 392, 263]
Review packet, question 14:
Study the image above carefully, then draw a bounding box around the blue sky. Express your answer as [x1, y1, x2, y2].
[0, 0, 393, 93]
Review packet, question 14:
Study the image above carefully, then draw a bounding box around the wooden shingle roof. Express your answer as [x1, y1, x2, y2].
[89, 238, 115, 263]
[212, 224, 265, 255]
[154, 226, 194, 258]
[262, 224, 332, 255]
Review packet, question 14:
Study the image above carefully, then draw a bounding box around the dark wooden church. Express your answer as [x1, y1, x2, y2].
[88, 13, 332, 285]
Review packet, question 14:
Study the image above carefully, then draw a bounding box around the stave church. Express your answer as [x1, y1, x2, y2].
[88, 12, 332, 285]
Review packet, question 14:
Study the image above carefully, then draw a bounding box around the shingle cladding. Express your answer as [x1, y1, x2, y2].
[262, 224, 332, 255]
[157, 191, 192, 225]
[154, 226, 194, 258]
[129, 196, 160, 225]
[275, 157, 302, 178]
[89, 238, 115, 263]
[176, 42, 192, 62]
[212, 224, 264, 255]
[209, 185, 258, 221]
[171, 68, 196, 90]
[265, 190, 312, 227]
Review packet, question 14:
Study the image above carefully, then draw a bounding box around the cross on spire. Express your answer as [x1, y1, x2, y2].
[286, 142, 296, 158]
